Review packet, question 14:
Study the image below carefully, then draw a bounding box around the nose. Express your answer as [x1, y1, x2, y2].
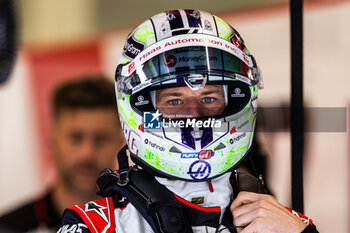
[186, 98, 201, 118]
[77, 138, 96, 160]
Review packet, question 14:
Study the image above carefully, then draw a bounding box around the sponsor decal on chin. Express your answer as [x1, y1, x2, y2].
[144, 138, 165, 152]
[229, 132, 246, 144]
[187, 160, 211, 180]
[181, 150, 214, 159]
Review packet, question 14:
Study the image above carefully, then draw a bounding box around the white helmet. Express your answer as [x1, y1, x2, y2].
[115, 9, 262, 181]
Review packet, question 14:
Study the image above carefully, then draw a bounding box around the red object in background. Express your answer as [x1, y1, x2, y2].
[26, 42, 103, 178]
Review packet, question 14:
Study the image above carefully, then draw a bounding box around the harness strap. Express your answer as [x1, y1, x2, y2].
[97, 146, 193, 233]
[130, 169, 193, 233]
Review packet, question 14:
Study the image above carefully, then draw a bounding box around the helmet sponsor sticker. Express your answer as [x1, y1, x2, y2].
[165, 55, 177, 67]
[230, 126, 237, 134]
[144, 138, 165, 151]
[167, 10, 184, 30]
[185, 9, 202, 28]
[187, 160, 211, 180]
[178, 55, 217, 63]
[229, 132, 246, 144]
[181, 150, 214, 159]
[132, 79, 152, 94]
[123, 123, 140, 155]
[181, 152, 198, 159]
[123, 36, 145, 59]
[204, 20, 213, 31]
[242, 53, 250, 64]
[198, 150, 214, 159]
[128, 61, 135, 73]
[231, 87, 246, 98]
[229, 35, 243, 50]
[121, 34, 254, 77]
[135, 95, 150, 106]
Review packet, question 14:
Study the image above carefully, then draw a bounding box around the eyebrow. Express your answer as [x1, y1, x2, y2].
[158, 88, 224, 98]
[201, 90, 223, 95]
[159, 92, 184, 98]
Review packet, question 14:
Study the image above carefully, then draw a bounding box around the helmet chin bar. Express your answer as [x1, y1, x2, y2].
[184, 74, 207, 90]
[128, 143, 253, 182]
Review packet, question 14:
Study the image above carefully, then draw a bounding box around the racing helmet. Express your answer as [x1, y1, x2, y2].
[115, 9, 262, 181]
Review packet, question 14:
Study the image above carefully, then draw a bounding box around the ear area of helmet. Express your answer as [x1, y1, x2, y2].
[247, 66, 263, 90]
[115, 64, 124, 82]
[247, 56, 263, 89]
[115, 64, 131, 94]
[130, 90, 156, 115]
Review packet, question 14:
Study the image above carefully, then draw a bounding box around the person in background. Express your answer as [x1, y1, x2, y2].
[0, 77, 124, 232]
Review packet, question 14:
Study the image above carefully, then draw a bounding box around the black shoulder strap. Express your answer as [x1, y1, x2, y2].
[97, 146, 193, 233]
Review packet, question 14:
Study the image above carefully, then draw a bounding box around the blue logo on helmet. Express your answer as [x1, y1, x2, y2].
[187, 160, 211, 180]
[181, 150, 214, 159]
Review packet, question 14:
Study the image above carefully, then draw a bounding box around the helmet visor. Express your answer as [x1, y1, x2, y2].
[117, 46, 260, 95]
[142, 46, 249, 81]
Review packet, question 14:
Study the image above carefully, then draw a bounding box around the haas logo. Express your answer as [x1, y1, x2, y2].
[187, 160, 211, 180]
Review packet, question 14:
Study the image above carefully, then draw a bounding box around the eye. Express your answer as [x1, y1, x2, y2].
[202, 97, 215, 104]
[69, 132, 83, 145]
[94, 134, 110, 147]
[168, 99, 181, 106]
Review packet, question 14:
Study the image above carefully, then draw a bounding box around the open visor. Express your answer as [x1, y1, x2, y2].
[131, 80, 252, 120]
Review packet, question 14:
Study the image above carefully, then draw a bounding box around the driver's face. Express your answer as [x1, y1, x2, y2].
[156, 85, 225, 118]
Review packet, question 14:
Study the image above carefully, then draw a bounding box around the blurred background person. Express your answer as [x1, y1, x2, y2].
[0, 77, 124, 232]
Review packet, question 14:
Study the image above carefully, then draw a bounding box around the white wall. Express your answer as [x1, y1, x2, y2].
[303, 5, 349, 232]
[0, 53, 42, 213]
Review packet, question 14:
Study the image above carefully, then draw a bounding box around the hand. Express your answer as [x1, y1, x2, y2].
[230, 191, 307, 233]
